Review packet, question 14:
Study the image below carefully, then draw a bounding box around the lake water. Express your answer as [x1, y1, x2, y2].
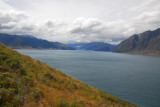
[16, 49, 160, 107]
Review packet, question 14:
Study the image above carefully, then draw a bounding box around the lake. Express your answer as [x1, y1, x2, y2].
[16, 49, 160, 107]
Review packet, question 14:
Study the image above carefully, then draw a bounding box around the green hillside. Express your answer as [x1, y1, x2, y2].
[0, 42, 137, 107]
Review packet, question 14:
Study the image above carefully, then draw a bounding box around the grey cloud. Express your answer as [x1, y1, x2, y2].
[44, 19, 55, 28]
[129, 11, 160, 34]
[0, 11, 28, 24]
[0, 22, 16, 29]
[71, 18, 101, 35]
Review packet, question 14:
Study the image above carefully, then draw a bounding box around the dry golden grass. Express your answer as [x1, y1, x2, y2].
[0, 42, 138, 107]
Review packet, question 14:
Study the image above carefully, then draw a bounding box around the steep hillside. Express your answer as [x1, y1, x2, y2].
[0, 33, 74, 50]
[68, 42, 116, 51]
[114, 28, 160, 55]
[0, 42, 137, 107]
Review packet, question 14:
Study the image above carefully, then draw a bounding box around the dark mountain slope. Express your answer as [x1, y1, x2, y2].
[68, 42, 116, 51]
[0, 42, 137, 106]
[0, 33, 74, 50]
[114, 28, 160, 55]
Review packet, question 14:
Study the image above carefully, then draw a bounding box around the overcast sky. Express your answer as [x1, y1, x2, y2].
[0, 0, 160, 44]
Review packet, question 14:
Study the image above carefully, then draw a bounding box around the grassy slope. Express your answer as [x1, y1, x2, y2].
[0, 42, 137, 107]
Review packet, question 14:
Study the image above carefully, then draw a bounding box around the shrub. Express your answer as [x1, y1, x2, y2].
[12, 94, 24, 106]
[70, 101, 81, 107]
[19, 68, 26, 75]
[32, 88, 44, 102]
[0, 80, 11, 88]
[6, 56, 22, 69]
[56, 99, 81, 107]
[0, 50, 8, 61]
[45, 72, 56, 81]
[56, 98, 70, 107]
[72, 84, 78, 90]
[0, 65, 9, 72]
[21, 75, 34, 87]
[0, 88, 14, 106]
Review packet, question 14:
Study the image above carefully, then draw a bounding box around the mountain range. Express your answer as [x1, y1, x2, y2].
[68, 42, 116, 51]
[0, 33, 74, 50]
[1, 27, 160, 55]
[114, 28, 160, 55]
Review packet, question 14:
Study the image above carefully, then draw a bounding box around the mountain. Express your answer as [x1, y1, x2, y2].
[68, 42, 116, 51]
[0, 33, 74, 50]
[114, 28, 160, 55]
[0, 42, 137, 106]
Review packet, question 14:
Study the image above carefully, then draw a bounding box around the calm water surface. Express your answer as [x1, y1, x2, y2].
[16, 49, 160, 107]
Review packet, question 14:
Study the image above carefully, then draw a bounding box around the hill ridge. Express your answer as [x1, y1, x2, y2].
[0, 33, 74, 50]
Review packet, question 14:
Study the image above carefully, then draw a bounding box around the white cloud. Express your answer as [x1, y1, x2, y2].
[0, 0, 160, 44]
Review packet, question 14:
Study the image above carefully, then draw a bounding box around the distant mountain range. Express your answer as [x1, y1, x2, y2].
[114, 28, 160, 55]
[1, 27, 160, 54]
[0, 33, 74, 50]
[68, 42, 116, 51]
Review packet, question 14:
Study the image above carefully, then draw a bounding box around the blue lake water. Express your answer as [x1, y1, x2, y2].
[16, 49, 160, 107]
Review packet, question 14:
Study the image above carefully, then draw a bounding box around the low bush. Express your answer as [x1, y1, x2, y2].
[45, 72, 56, 81]
[19, 68, 27, 75]
[6, 56, 22, 69]
[21, 75, 34, 87]
[0, 50, 8, 61]
[32, 88, 44, 102]
[56, 98, 82, 107]
[56, 98, 70, 107]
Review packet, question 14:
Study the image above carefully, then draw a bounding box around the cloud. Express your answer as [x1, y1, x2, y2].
[129, 0, 160, 12]
[128, 0, 160, 33]
[0, 9, 35, 35]
[71, 18, 101, 34]
[0, 0, 160, 44]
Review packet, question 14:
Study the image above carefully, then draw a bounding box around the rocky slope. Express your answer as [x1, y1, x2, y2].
[114, 28, 160, 55]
